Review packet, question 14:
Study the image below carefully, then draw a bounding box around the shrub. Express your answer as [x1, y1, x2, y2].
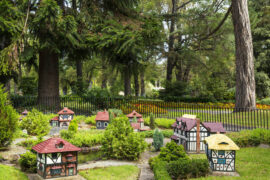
[149, 113, 155, 129]
[0, 85, 18, 147]
[101, 117, 147, 160]
[144, 117, 175, 129]
[159, 142, 188, 162]
[140, 129, 173, 138]
[153, 161, 172, 180]
[153, 129, 164, 151]
[20, 109, 50, 137]
[85, 115, 96, 125]
[108, 109, 123, 117]
[68, 119, 78, 133]
[19, 151, 37, 173]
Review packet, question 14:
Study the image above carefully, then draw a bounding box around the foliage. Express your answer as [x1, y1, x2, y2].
[101, 117, 147, 160]
[19, 151, 37, 173]
[149, 113, 155, 129]
[227, 129, 270, 147]
[18, 77, 38, 95]
[159, 81, 189, 100]
[0, 85, 18, 147]
[140, 129, 173, 138]
[68, 119, 78, 133]
[108, 109, 123, 117]
[20, 109, 50, 137]
[0, 164, 28, 180]
[153, 128, 164, 151]
[158, 142, 188, 162]
[167, 159, 209, 179]
[78, 151, 104, 164]
[153, 161, 172, 180]
[144, 117, 174, 129]
[84, 88, 111, 98]
[17, 138, 43, 150]
[79, 165, 140, 180]
[60, 129, 103, 147]
[255, 72, 270, 98]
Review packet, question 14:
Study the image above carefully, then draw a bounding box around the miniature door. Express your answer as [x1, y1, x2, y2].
[68, 168, 74, 176]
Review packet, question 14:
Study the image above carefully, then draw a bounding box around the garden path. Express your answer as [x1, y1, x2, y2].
[78, 160, 137, 170]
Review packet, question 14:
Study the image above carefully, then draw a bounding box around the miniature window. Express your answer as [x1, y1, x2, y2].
[39, 153, 42, 159]
[52, 153, 58, 159]
[50, 168, 61, 175]
[104, 122, 108, 127]
[67, 156, 73, 161]
[97, 122, 101, 127]
[218, 150, 225, 156]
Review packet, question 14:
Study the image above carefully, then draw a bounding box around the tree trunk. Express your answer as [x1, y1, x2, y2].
[38, 49, 60, 109]
[76, 59, 83, 93]
[231, 0, 256, 110]
[140, 71, 145, 97]
[134, 71, 139, 97]
[124, 67, 131, 96]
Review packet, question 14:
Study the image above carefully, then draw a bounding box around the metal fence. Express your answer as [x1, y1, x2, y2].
[10, 96, 270, 132]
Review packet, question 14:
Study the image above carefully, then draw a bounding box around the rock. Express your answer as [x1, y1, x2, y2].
[9, 154, 20, 163]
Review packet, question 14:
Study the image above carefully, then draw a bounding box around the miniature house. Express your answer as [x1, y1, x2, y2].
[50, 107, 74, 127]
[127, 110, 150, 132]
[19, 109, 28, 121]
[204, 134, 240, 172]
[95, 110, 109, 129]
[171, 115, 225, 152]
[32, 138, 81, 179]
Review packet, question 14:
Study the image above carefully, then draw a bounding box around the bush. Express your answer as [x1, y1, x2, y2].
[68, 119, 78, 133]
[167, 159, 209, 179]
[144, 117, 175, 129]
[153, 129, 164, 151]
[149, 113, 155, 129]
[19, 151, 37, 173]
[227, 129, 270, 147]
[140, 129, 173, 138]
[101, 117, 147, 160]
[255, 72, 270, 98]
[20, 109, 50, 137]
[153, 161, 172, 180]
[108, 109, 123, 117]
[159, 142, 188, 162]
[0, 85, 18, 147]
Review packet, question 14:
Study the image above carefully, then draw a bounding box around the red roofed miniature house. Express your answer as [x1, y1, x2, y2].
[50, 107, 74, 127]
[95, 110, 109, 129]
[171, 115, 225, 152]
[127, 110, 150, 132]
[19, 109, 28, 121]
[32, 138, 80, 179]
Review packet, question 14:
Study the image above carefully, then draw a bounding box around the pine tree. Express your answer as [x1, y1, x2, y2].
[153, 128, 164, 151]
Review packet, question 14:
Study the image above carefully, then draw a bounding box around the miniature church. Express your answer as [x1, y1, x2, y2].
[171, 114, 225, 152]
[95, 110, 110, 129]
[127, 110, 150, 131]
[50, 107, 74, 127]
[204, 134, 240, 172]
[32, 137, 81, 179]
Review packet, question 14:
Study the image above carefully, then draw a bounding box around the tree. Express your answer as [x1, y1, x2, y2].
[153, 128, 164, 151]
[0, 85, 18, 147]
[231, 0, 256, 109]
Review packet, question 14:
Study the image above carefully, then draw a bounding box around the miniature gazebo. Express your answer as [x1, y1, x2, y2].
[95, 110, 110, 129]
[32, 137, 81, 179]
[127, 110, 150, 132]
[19, 109, 28, 121]
[50, 107, 74, 127]
[171, 114, 225, 152]
[204, 134, 240, 172]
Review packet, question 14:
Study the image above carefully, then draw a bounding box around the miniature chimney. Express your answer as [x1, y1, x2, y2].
[196, 118, 200, 153]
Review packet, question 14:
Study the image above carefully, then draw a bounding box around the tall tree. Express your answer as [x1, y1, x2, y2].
[231, 0, 256, 109]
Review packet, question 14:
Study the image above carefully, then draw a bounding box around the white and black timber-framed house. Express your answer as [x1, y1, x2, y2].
[171, 116, 225, 153]
[32, 138, 81, 179]
[204, 134, 240, 172]
[95, 110, 110, 129]
[50, 107, 74, 127]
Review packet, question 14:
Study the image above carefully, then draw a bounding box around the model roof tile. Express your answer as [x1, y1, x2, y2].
[171, 135, 179, 140]
[202, 122, 226, 133]
[32, 138, 80, 154]
[95, 110, 109, 121]
[127, 110, 142, 118]
[51, 116, 59, 121]
[58, 107, 74, 115]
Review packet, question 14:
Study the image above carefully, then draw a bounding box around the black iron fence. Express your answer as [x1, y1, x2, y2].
[10, 96, 270, 132]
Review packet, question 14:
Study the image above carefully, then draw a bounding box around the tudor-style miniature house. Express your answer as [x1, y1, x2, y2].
[171, 115, 225, 152]
[95, 110, 109, 129]
[19, 109, 28, 121]
[204, 134, 240, 172]
[127, 110, 150, 132]
[50, 107, 74, 127]
[32, 138, 81, 179]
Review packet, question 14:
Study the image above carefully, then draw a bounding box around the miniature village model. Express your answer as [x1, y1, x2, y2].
[127, 110, 150, 132]
[19, 109, 28, 121]
[50, 107, 74, 127]
[171, 115, 225, 152]
[204, 134, 240, 172]
[32, 138, 81, 179]
[95, 110, 110, 129]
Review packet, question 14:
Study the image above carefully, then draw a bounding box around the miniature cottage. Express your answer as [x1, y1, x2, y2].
[32, 138, 81, 179]
[50, 107, 74, 127]
[204, 134, 240, 172]
[171, 115, 225, 152]
[19, 109, 28, 121]
[126, 110, 150, 132]
[95, 110, 110, 129]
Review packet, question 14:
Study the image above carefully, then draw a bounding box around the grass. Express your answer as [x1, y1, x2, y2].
[190, 147, 270, 180]
[0, 164, 28, 180]
[78, 151, 104, 163]
[79, 165, 140, 180]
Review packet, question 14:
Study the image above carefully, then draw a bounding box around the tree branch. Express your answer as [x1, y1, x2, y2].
[176, 0, 193, 11]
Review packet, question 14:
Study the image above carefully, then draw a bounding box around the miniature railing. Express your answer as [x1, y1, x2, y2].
[10, 96, 270, 132]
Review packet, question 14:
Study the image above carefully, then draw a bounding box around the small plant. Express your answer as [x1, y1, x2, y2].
[159, 142, 188, 162]
[68, 119, 78, 133]
[19, 151, 37, 173]
[153, 128, 164, 151]
[150, 113, 155, 129]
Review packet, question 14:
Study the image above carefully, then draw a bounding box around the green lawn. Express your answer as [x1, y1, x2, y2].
[0, 164, 28, 180]
[79, 165, 140, 180]
[190, 147, 270, 180]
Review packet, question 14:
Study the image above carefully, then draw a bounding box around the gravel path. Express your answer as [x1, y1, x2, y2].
[78, 160, 137, 171]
